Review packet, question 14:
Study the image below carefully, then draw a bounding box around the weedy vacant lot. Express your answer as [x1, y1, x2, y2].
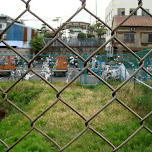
[0, 81, 151, 152]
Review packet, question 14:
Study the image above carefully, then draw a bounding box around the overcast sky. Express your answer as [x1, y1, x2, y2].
[0, 0, 111, 29]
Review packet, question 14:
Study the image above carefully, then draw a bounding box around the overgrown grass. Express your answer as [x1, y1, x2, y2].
[0, 81, 43, 120]
[0, 81, 151, 152]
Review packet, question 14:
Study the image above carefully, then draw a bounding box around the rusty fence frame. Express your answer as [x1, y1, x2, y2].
[0, 0, 152, 151]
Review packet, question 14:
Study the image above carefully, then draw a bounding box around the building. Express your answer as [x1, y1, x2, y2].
[65, 21, 90, 38]
[0, 14, 36, 55]
[113, 15, 152, 54]
[105, 0, 152, 55]
[43, 21, 106, 55]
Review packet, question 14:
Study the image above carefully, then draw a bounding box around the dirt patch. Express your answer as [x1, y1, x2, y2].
[0, 108, 7, 121]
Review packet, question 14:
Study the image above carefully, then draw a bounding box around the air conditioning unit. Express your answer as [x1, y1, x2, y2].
[0, 23, 7, 30]
[130, 27, 136, 32]
[2, 34, 7, 39]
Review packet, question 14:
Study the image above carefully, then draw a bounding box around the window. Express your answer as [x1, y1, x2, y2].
[118, 8, 125, 16]
[148, 34, 152, 42]
[124, 33, 135, 43]
[130, 9, 137, 15]
[0, 24, 2, 28]
[108, 13, 110, 20]
[142, 9, 149, 16]
[105, 17, 107, 23]
[109, 13, 111, 20]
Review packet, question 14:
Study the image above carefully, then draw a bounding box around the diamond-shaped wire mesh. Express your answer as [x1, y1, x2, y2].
[0, 0, 152, 151]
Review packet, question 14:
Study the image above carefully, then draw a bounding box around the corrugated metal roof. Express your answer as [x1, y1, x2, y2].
[113, 16, 152, 27]
[0, 40, 31, 48]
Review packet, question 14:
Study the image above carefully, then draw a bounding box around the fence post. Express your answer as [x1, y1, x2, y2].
[125, 54, 127, 80]
[134, 56, 136, 73]
[134, 77, 136, 90]
[99, 55, 102, 84]
[22, 56, 24, 81]
[80, 56, 82, 84]
[51, 55, 53, 83]
[84, 55, 87, 84]
[145, 49, 148, 81]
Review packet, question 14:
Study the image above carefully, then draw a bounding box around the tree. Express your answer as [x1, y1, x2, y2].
[44, 32, 55, 38]
[88, 22, 107, 38]
[52, 17, 62, 26]
[95, 22, 107, 38]
[30, 24, 55, 54]
[87, 33, 95, 38]
[38, 24, 49, 37]
[52, 17, 66, 38]
[57, 27, 66, 38]
[38, 24, 56, 38]
[29, 30, 44, 54]
[77, 32, 87, 39]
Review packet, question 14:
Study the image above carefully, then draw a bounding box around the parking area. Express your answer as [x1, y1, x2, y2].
[0, 50, 152, 84]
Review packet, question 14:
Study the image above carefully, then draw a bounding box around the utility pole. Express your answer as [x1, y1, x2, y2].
[96, 0, 98, 23]
[96, 0, 97, 17]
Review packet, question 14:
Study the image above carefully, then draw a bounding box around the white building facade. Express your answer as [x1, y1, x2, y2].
[105, 0, 152, 55]
[65, 22, 90, 38]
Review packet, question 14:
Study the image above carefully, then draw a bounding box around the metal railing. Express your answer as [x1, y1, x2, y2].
[44, 38, 105, 47]
[0, 0, 152, 151]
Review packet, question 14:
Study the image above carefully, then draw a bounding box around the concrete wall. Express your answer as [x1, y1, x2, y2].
[0, 46, 103, 56]
[46, 47, 99, 55]
[0, 48, 32, 56]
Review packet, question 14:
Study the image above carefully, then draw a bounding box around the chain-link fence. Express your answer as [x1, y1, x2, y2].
[0, 0, 152, 151]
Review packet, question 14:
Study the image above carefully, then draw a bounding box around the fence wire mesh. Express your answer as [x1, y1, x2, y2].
[0, 0, 152, 151]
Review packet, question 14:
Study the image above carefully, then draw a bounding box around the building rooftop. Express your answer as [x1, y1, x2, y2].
[113, 15, 152, 27]
[65, 21, 90, 29]
[0, 14, 25, 25]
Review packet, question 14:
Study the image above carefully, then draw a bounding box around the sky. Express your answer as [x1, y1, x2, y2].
[0, 0, 111, 29]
